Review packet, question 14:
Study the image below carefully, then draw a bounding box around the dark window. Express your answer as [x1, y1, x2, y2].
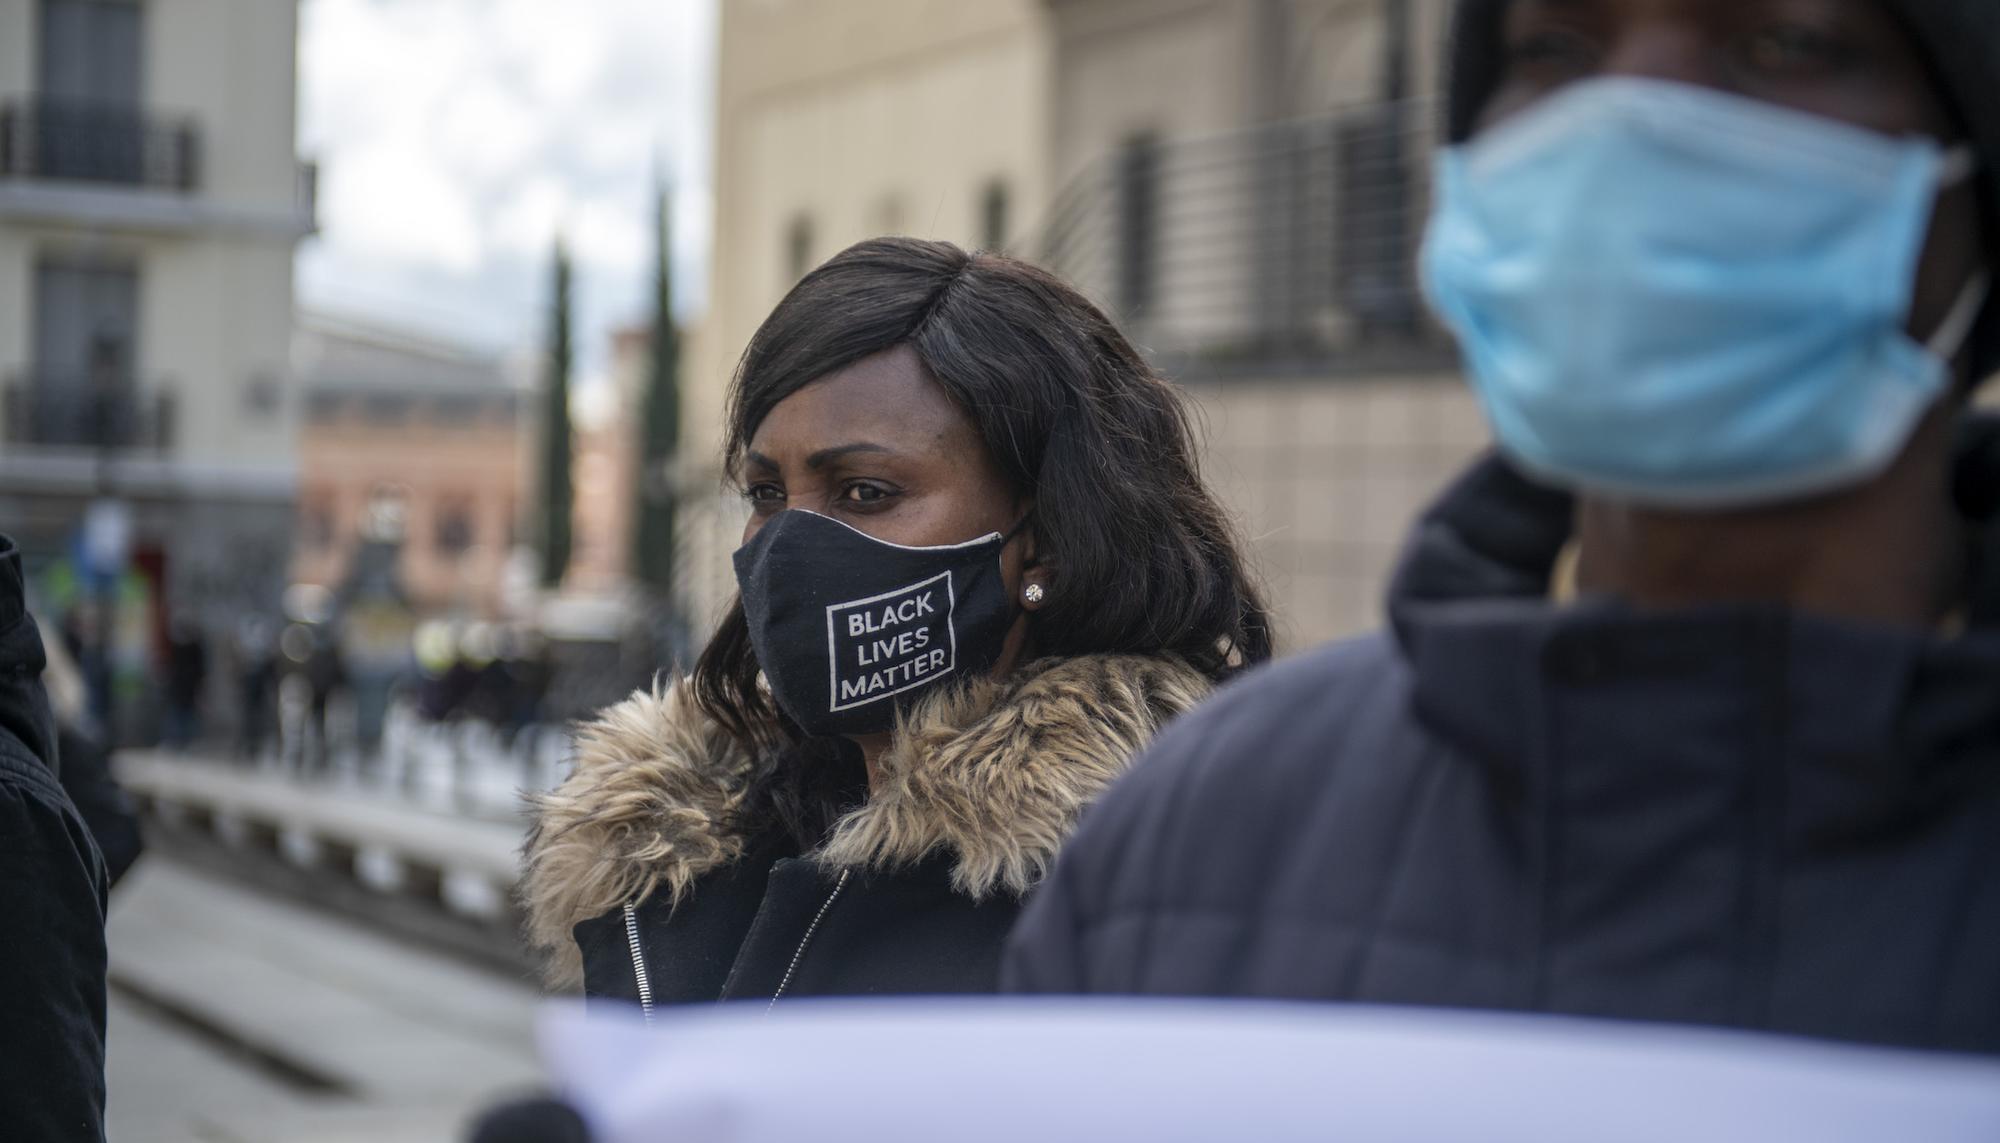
[39, 0, 142, 106]
[305, 390, 343, 423]
[301, 496, 335, 551]
[242, 372, 281, 418]
[1117, 134, 1160, 320]
[785, 215, 814, 282]
[431, 393, 483, 425]
[30, 256, 138, 446]
[434, 501, 474, 557]
[36, 0, 147, 184]
[361, 392, 413, 424]
[980, 180, 1010, 251]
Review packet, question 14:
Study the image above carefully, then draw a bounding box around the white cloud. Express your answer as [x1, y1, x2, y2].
[572, 203, 651, 280]
[295, 0, 716, 374]
[489, 176, 572, 262]
[435, 80, 548, 182]
[322, 137, 485, 273]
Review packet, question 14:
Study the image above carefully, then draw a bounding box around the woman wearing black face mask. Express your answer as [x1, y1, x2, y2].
[519, 236, 1271, 1007]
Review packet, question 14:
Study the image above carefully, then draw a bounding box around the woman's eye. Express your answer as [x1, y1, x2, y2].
[841, 482, 894, 505]
[745, 483, 784, 506]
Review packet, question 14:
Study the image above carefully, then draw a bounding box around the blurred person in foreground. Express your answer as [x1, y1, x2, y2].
[519, 237, 1270, 1006]
[1005, 0, 2000, 1054]
[39, 616, 144, 888]
[0, 537, 110, 1139]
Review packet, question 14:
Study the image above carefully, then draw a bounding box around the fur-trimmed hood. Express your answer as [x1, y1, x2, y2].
[520, 653, 1212, 987]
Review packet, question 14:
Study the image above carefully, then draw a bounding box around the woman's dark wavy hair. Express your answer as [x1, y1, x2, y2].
[690, 236, 1273, 845]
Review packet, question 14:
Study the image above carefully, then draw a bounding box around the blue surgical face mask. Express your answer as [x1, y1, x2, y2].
[1421, 77, 1988, 509]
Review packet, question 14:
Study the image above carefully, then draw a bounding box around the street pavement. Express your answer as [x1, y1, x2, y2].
[106, 856, 546, 1143]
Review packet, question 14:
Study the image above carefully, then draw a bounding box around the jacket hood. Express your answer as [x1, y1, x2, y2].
[1387, 423, 2000, 786]
[521, 653, 1212, 988]
[1391, 418, 2000, 632]
[0, 537, 54, 776]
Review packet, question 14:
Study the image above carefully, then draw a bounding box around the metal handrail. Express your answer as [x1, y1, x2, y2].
[1, 376, 176, 451]
[1035, 97, 1450, 379]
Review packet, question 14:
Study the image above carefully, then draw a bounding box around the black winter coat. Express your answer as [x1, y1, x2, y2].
[575, 842, 1023, 1006]
[57, 721, 143, 889]
[1005, 448, 2000, 1055]
[523, 655, 1211, 1009]
[0, 536, 109, 1140]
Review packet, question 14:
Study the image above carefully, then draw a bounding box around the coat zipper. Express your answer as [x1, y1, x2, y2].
[622, 902, 655, 1024]
[767, 868, 851, 1012]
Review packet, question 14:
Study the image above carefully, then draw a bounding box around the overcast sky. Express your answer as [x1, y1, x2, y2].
[295, 0, 716, 394]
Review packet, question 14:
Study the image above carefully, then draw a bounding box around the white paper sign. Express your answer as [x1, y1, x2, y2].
[541, 999, 2000, 1143]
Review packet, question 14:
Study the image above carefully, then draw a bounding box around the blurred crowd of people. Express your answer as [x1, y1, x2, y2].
[410, 621, 553, 736]
[47, 594, 578, 785]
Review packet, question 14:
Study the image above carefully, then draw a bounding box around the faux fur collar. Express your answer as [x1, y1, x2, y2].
[520, 654, 1212, 988]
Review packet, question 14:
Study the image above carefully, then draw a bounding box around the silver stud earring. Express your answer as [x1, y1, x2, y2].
[1024, 583, 1046, 604]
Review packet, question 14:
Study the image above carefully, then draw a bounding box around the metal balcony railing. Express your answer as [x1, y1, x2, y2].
[1038, 98, 1453, 380]
[0, 98, 201, 192]
[1, 377, 175, 451]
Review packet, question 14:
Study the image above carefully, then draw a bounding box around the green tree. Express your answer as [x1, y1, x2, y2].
[538, 237, 574, 590]
[633, 178, 681, 597]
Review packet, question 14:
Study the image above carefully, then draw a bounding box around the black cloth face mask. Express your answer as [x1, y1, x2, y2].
[733, 509, 1023, 738]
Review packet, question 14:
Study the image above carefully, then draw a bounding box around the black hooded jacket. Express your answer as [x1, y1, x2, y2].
[0, 535, 109, 1140]
[1004, 431, 2000, 1055]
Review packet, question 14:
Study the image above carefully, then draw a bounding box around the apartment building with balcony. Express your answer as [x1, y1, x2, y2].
[0, 0, 313, 635]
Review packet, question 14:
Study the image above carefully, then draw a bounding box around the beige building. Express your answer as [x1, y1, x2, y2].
[679, 0, 1054, 632]
[291, 315, 524, 616]
[0, 0, 312, 620]
[1046, 0, 1454, 183]
[294, 316, 653, 620]
[1041, 0, 1487, 646]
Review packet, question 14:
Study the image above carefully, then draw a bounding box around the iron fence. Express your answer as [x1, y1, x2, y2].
[2, 376, 176, 451]
[0, 98, 201, 192]
[1039, 98, 1452, 380]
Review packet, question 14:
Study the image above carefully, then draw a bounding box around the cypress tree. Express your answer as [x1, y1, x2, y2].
[634, 179, 681, 596]
[538, 237, 575, 590]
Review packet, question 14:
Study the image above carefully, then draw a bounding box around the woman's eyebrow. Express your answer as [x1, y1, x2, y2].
[804, 442, 893, 469]
[743, 442, 895, 473]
